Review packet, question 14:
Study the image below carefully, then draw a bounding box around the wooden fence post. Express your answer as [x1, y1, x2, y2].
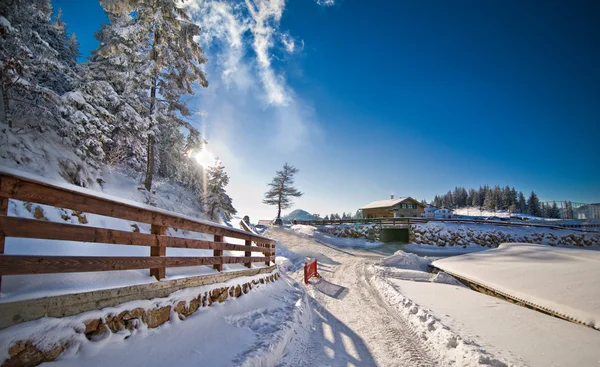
[213, 234, 223, 271]
[265, 243, 273, 266]
[150, 224, 166, 280]
[244, 239, 252, 268]
[0, 193, 7, 295]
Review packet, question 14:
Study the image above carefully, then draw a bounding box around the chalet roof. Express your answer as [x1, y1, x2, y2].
[360, 197, 423, 210]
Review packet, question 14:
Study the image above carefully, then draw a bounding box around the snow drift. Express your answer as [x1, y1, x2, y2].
[433, 243, 600, 330]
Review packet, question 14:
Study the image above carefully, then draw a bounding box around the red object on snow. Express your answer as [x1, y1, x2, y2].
[304, 259, 320, 284]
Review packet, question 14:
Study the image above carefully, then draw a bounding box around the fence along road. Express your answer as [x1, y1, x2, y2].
[0, 167, 276, 296]
[295, 216, 599, 232]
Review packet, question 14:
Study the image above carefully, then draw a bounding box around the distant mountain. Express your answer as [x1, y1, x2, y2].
[282, 209, 319, 221]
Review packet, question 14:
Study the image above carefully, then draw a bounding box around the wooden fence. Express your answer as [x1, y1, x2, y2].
[295, 217, 599, 232]
[0, 168, 276, 295]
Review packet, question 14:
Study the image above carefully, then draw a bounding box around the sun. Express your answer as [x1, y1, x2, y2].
[194, 149, 216, 168]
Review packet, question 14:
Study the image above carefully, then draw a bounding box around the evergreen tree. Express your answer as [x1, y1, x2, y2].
[98, 0, 208, 191]
[550, 201, 561, 219]
[501, 186, 513, 211]
[205, 164, 236, 221]
[517, 191, 527, 213]
[467, 188, 477, 207]
[540, 202, 549, 218]
[483, 189, 495, 210]
[65, 12, 149, 165]
[452, 186, 468, 208]
[324, 215, 330, 220]
[0, 0, 77, 133]
[478, 185, 488, 208]
[564, 201, 574, 219]
[527, 191, 541, 217]
[443, 190, 454, 208]
[263, 163, 303, 224]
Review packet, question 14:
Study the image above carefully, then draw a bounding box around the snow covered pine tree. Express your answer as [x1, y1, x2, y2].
[0, 0, 77, 134]
[98, 0, 208, 191]
[205, 164, 237, 221]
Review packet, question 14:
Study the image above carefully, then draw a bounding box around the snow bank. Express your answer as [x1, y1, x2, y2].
[399, 243, 487, 257]
[433, 243, 600, 330]
[369, 252, 509, 366]
[290, 224, 316, 237]
[275, 241, 305, 272]
[378, 250, 432, 271]
[411, 222, 600, 248]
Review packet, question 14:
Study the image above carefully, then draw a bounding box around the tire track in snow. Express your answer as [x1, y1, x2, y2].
[270, 228, 437, 367]
[357, 262, 436, 367]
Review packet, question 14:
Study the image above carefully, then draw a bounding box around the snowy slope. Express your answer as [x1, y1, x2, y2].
[433, 243, 600, 329]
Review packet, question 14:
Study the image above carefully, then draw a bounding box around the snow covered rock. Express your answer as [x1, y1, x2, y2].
[410, 222, 600, 248]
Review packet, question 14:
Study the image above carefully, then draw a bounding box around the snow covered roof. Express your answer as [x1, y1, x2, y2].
[361, 197, 420, 210]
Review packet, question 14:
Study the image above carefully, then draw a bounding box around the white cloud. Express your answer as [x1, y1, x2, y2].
[182, 0, 329, 218]
[281, 33, 295, 53]
[315, 0, 335, 6]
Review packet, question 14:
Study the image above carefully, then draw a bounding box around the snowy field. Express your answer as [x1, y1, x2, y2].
[433, 243, 600, 329]
[371, 250, 600, 366]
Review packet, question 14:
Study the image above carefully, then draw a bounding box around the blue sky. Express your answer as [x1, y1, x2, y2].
[54, 0, 600, 219]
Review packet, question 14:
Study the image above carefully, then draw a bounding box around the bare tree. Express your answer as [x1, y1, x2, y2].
[263, 163, 303, 224]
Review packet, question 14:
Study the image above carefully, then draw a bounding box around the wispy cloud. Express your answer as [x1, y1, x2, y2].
[182, 0, 330, 217]
[281, 33, 295, 53]
[183, 0, 331, 151]
[316, 0, 335, 6]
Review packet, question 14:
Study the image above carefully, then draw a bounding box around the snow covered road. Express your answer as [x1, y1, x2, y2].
[268, 227, 438, 367]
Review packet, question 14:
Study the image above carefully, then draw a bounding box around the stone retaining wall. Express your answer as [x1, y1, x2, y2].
[315, 223, 600, 248]
[2, 272, 281, 367]
[317, 224, 381, 241]
[409, 223, 600, 248]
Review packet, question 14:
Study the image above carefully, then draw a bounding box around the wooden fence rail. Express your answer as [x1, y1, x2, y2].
[0, 168, 276, 295]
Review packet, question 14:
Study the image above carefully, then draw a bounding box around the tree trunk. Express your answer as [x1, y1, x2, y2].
[144, 27, 159, 191]
[144, 71, 157, 191]
[144, 134, 155, 191]
[277, 191, 282, 220]
[1, 84, 12, 128]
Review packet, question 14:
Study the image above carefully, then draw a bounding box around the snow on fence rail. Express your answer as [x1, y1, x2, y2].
[0, 168, 275, 295]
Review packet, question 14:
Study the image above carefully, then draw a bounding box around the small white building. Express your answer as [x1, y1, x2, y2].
[434, 208, 453, 219]
[424, 206, 438, 218]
